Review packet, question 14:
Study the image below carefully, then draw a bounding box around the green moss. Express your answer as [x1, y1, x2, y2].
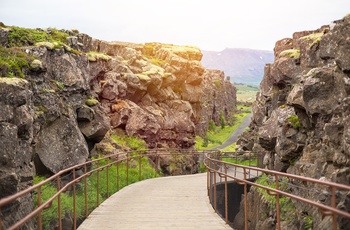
[279, 49, 300, 59]
[7, 26, 69, 47]
[87, 51, 111, 62]
[304, 215, 313, 229]
[213, 79, 221, 88]
[55, 80, 64, 90]
[0, 46, 34, 78]
[300, 32, 323, 46]
[85, 97, 99, 107]
[35, 105, 48, 113]
[288, 115, 301, 129]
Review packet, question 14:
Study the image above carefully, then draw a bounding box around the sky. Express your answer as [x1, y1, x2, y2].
[0, 0, 349, 51]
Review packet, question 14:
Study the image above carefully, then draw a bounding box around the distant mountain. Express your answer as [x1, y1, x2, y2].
[201, 48, 274, 86]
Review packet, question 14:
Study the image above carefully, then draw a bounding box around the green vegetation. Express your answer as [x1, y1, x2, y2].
[222, 157, 257, 166]
[7, 27, 69, 47]
[33, 155, 159, 229]
[288, 115, 301, 129]
[196, 107, 251, 151]
[221, 143, 236, 152]
[279, 49, 300, 59]
[219, 112, 226, 129]
[0, 46, 34, 78]
[235, 84, 259, 102]
[55, 80, 64, 90]
[150, 58, 167, 67]
[87, 51, 111, 62]
[85, 97, 99, 107]
[255, 174, 296, 222]
[110, 130, 147, 150]
[304, 215, 313, 229]
[300, 32, 323, 46]
[213, 79, 221, 89]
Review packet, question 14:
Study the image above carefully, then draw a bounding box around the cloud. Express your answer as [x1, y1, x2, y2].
[0, 0, 349, 51]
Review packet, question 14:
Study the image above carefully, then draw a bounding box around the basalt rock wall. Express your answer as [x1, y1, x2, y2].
[235, 15, 350, 229]
[0, 24, 236, 227]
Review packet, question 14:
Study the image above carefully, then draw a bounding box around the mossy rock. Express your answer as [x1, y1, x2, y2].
[35, 41, 55, 50]
[0, 77, 28, 87]
[85, 97, 99, 107]
[87, 51, 111, 62]
[279, 49, 300, 59]
[136, 74, 151, 81]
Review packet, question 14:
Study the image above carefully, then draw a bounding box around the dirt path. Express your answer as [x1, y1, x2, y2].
[213, 113, 253, 150]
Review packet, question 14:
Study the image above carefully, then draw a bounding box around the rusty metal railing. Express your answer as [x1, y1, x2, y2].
[204, 151, 350, 230]
[0, 149, 199, 230]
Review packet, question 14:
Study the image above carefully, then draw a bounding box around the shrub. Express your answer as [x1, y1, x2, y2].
[288, 115, 301, 129]
[220, 112, 226, 129]
[208, 120, 215, 132]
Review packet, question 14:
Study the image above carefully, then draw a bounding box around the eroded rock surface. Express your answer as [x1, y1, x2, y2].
[235, 15, 350, 229]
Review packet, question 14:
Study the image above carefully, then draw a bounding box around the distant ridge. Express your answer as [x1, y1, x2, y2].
[201, 48, 274, 86]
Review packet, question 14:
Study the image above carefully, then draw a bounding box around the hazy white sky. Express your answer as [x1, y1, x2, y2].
[0, 0, 349, 51]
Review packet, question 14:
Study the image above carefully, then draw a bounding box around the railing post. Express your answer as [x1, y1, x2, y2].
[0, 207, 2, 230]
[331, 186, 337, 230]
[139, 154, 142, 181]
[97, 161, 100, 206]
[243, 168, 248, 230]
[84, 165, 88, 218]
[275, 174, 281, 230]
[73, 170, 77, 230]
[214, 161, 217, 213]
[37, 187, 42, 230]
[126, 155, 129, 186]
[106, 158, 109, 198]
[224, 163, 228, 224]
[57, 176, 62, 230]
[116, 156, 120, 191]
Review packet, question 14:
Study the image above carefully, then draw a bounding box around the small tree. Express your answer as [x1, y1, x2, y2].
[220, 112, 226, 129]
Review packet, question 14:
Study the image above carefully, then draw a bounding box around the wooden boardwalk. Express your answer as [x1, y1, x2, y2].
[78, 173, 232, 230]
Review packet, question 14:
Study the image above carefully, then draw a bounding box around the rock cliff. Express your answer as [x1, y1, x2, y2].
[0, 24, 236, 227]
[235, 15, 350, 229]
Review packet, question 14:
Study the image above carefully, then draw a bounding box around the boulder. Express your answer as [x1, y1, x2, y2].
[35, 114, 89, 173]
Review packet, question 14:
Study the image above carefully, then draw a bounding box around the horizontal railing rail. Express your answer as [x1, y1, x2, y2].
[204, 151, 350, 230]
[0, 149, 200, 230]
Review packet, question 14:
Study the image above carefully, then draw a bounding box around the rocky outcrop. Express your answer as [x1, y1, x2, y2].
[236, 15, 350, 229]
[196, 70, 236, 136]
[0, 25, 236, 227]
[0, 78, 34, 229]
[0, 26, 237, 177]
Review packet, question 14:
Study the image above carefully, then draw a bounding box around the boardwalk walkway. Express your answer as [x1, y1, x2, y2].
[78, 173, 232, 230]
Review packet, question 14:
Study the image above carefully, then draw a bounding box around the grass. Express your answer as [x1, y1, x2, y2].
[87, 51, 111, 62]
[33, 155, 159, 229]
[195, 107, 251, 151]
[0, 46, 34, 78]
[110, 130, 147, 150]
[279, 49, 300, 59]
[235, 84, 259, 102]
[222, 157, 257, 166]
[7, 26, 69, 47]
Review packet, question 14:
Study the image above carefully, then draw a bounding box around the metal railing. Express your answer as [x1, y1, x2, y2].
[204, 151, 350, 230]
[1, 149, 349, 230]
[0, 149, 199, 230]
